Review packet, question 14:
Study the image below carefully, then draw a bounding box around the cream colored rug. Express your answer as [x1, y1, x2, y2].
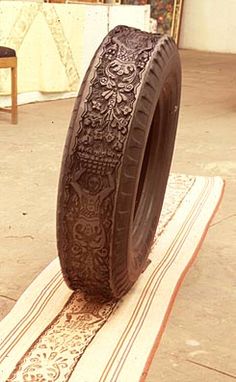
[0, 174, 224, 382]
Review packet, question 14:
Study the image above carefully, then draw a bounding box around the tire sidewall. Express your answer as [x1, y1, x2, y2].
[110, 39, 181, 295]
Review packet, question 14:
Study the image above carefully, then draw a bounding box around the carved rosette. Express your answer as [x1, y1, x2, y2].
[58, 26, 161, 297]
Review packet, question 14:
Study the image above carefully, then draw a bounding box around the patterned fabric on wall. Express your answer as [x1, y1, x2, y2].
[122, 0, 183, 40]
[150, 0, 175, 34]
[0, 2, 150, 98]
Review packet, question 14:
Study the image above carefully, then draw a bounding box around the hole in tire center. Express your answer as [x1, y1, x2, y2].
[129, 77, 178, 278]
[133, 101, 161, 225]
[131, 89, 169, 255]
[132, 81, 172, 242]
[130, 100, 162, 273]
[133, 119, 154, 221]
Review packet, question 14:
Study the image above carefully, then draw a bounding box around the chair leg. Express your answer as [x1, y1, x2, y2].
[11, 63, 17, 124]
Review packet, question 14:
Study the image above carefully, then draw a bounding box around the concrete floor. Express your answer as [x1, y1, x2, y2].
[0, 50, 236, 381]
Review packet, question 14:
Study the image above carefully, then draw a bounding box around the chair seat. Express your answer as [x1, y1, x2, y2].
[0, 46, 16, 58]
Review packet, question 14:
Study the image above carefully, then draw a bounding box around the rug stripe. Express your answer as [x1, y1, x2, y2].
[0, 263, 72, 382]
[115, 178, 224, 381]
[140, 178, 225, 381]
[0, 270, 62, 354]
[108, 178, 213, 381]
[0, 277, 64, 362]
[93, 177, 197, 381]
[99, 178, 212, 381]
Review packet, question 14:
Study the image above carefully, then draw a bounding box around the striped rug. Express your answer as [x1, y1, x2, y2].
[0, 174, 224, 382]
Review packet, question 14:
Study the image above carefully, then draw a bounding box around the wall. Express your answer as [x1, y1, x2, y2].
[0, 2, 150, 106]
[179, 0, 236, 53]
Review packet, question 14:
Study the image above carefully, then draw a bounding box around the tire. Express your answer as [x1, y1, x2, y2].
[57, 26, 181, 299]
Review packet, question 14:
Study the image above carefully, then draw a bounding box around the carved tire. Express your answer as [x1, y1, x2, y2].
[57, 26, 181, 299]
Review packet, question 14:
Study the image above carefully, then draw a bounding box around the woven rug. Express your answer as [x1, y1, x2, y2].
[0, 174, 224, 382]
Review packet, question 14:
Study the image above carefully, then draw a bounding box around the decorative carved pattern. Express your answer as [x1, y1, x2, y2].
[59, 26, 162, 296]
[8, 291, 116, 382]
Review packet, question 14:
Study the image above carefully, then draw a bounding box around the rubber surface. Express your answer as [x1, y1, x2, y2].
[57, 26, 181, 299]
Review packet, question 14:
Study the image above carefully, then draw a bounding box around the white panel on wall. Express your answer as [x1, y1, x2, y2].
[108, 5, 150, 32]
[78, 5, 108, 80]
[179, 0, 236, 53]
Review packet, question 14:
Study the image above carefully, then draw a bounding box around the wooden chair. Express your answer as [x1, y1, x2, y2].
[0, 47, 17, 124]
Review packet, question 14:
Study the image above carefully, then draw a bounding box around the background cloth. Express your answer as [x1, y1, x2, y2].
[0, 2, 150, 105]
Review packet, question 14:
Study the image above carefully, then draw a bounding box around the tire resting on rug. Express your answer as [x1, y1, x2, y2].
[57, 26, 181, 299]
